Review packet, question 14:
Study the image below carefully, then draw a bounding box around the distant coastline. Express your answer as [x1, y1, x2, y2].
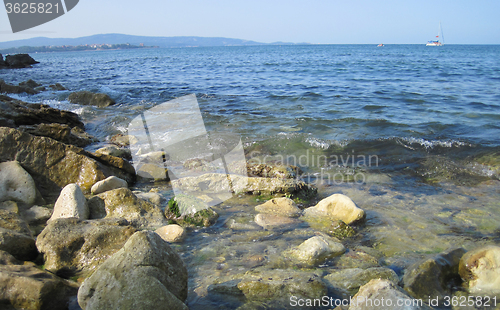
[0, 43, 158, 54]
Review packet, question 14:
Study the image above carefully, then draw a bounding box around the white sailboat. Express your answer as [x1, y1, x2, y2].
[426, 22, 444, 46]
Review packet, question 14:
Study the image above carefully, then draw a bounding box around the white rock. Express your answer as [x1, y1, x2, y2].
[303, 193, 365, 224]
[48, 184, 88, 222]
[155, 224, 186, 243]
[284, 234, 346, 265]
[459, 245, 500, 295]
[255, 197, 301, 217]
[91, 176, 128, 195]
[0, 161, 36, 206]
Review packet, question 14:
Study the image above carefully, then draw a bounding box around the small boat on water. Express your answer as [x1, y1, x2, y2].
[426, 22, 444, 46]
[377, 43, 384, 47]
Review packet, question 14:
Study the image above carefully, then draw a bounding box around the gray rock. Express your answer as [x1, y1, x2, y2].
[78, 230, 188, 310]
[48, 183, 88, 222]
[91, 176, 128, 195]
[0, 250, 21, 265]
[350, 279, 432, 310]
[283, 234, 346, 266]
[0, 263, 79, 310]
[20, 205, 52, 225]
[254, 213, 300, 229]
[0, 161, 37, 206]
[134, 191, 163, 205]
[255, 197, 301, 217]
[0, 227, 37, 261]
[68, 91, 115, 108]
[19, 122, 98, 147]
[97, 188, 167, 229]
[324, 267, 399, 297]
[0, 79, 38, 94]
[95, 145, 132, 160]
[4, 54, 39, 68]
[403, 247, 466, 304]
[459, 245, 500, 295]
[49, 83, 67, 91]
[0, 209, 32, 236]
[36, 218, 137, 277]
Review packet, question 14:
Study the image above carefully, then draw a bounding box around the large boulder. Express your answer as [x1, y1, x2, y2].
[0, 161, 37, 206]
[0, 127, 135, 201]
[459, 245, 500, 295]
[403, 247, 466, 304]
[303, 193, 365, 225]
[96, 188, 167, 229]
[19, 123, 97, 147]
[0, 95, 83, 129]
[255, 197, 301, 217]
[283, 234, 346, 266]
[349, 279, 432, 310]
[68, 91, 115, 108]
[36, 218, 137, 277]
[48, 183, 88, 222]
[0, 263, 79, 310]
[4, 54, 39, 68]
[78, 230, 188, 310]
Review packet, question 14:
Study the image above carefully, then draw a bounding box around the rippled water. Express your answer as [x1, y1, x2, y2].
[3, 44, 500, 308]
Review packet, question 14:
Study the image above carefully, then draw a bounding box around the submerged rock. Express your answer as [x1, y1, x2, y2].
[0, 127, 135, 201]
[255, 197, 301, 217]
[0, 160, 37, 206]
[91, 176, 128, 195]
[283, 234, 346, 266]
[459, 245, 500, 295]
[48, 183, 88, 222]
[403, 247, 466, 303]
[303, 193, 365, 225]
[324, 267, 399, 298]
[350, 279, 432, 310]
[0, 263, 79, 310]
[68, 90, 116, 108]
[254, 213, 299, 229]
[78, 230, 188, 310]
[246, 162, 302, 179]
[36, 218, 137, 277]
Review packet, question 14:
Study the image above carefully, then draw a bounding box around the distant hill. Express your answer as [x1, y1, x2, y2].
[0, 33, 296, 50]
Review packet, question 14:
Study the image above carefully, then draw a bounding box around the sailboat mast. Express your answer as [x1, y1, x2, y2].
[440, 22, 445, 45]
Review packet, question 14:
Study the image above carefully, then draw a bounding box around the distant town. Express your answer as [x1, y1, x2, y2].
[0, 43, 158, 54]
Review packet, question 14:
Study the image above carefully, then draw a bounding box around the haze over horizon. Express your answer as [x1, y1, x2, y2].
[1, 0, 500, 45]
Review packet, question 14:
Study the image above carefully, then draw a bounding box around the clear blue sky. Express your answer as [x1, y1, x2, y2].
[1, 0, 499, 44]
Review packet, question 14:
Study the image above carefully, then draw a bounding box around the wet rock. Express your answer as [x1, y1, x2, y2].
[19, 122, 97, 147]
[91, 176, 128, 195]
[19, 79, 41, 88]
[0, 79, 38, 94]
[0, 95, 84, 129]
[459, 245, 500, 294]
[68, 90, 115, 108]
[0, 263, 79, 310]
[255, 197, 301, 217]
[4, 54, 39, 68]
[324, 267, 399, 297]
[95, 145, 132, 160]
[164, 195, 219, 227]
[403, 247, 466, 303]
[97, 188, 167, 229]
[332, 249, 380, 269]
[48, 183, 88, 222]
[246, 162, 302, 179]
[302, 214, 356, 239]
[109, 133, 138, 147]
[36, 218, 137, 277]
[0, 127, 135, 201]
[254, 213, 299, 229]
[20, 205, 52, 225]
[283, 234, 346, 266]
[350, 279, 432, 310]
[155, 224, 186, 243]
[236, 269, 327, 304]
[78, 230, 188, 310]
[49, 83, 67, 91]
[134, 191, 163, 205]
[0, 160, 37, 206]
[0, 209, 32, 236]
[0, 54, 6, 68]
[303, 193, 365, 225]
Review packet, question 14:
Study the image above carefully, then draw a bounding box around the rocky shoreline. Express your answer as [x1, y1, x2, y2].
[1, 72, 500, 309]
